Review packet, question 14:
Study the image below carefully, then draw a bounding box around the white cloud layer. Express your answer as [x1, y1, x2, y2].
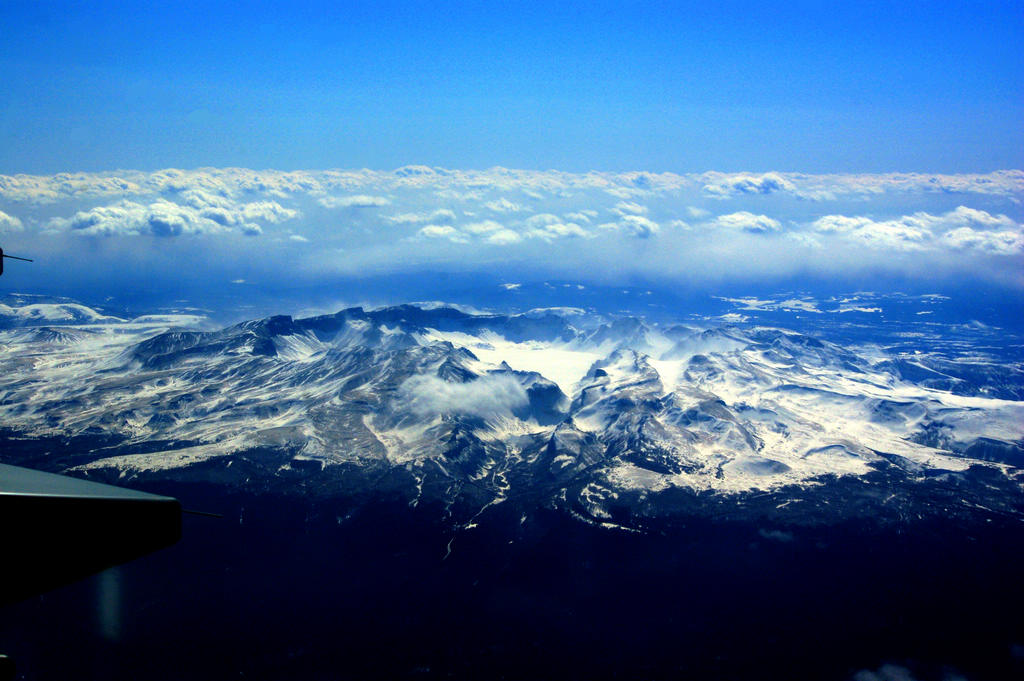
[527, 221, 592, 241]
[464, 219, 504, 235]
[701, 172, 796, 198]
[713, 212, 782, 233]
[616, 214, 660, 238]
[812, 206, 1023, 254]
[2, 167, 1021, 205]
[417, 224, 465, 242]
[487, 229, 522, 245]
[484, 197, 521, 213]
[317, 194, 391, 208]
[399, 374, 529, 418]
[2, 166, 1021, 295]
[386, 209, 457, 224]
[47, 194, 297, 237]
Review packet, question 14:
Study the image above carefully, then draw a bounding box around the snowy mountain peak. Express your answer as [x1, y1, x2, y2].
[0, 299, 1021, 527]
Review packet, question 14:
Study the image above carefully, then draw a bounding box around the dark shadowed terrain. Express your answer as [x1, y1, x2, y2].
[2, 478, 1024, 681]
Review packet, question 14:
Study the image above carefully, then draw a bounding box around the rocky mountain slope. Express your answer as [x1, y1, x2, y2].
[2, 299, 1022, 529]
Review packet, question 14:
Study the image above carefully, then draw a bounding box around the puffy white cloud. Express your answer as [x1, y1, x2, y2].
[0, 172, 145, 203]
[463, 219, 505, 235]
[564, 211, 595, 223]
[712, 212, 782, 233]
[399, 374, 529, 418]
[484, 197, 522, 213]
[487, 229, 522, 245]
[941, 205, 1017, 230]
[241, 201, 298, 223]
[179, 189, 298, 227]
[434, 188, 485, 201]
[0, 209, 23, 232]
[697, 169, 1024, 201]
[318, 194, 390, 208]
[941, 227, 1023, 255]
[524, 213, 562, 228]
[386, 209, 457, 224]
[50, 200, 213, 237]
[845, 220, 929, 251]
[417, 224, 466, 242]
[393, 165, 438, 178]
[815, 170, 1024, 199]
[603, 185, 648, 199]
[613, 201, 648, 216]
[521, 213, 592, 240]
[47, 194, 296, 238]
[812, 206, 1023, 254]
[526, 221, 591, 241]
[812, 215, 873, 234]
[701, 172, 796, 198]
[615, 214, 660, 238]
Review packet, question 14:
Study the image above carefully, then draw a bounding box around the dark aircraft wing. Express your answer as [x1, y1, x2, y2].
[0, 463, 181, 606]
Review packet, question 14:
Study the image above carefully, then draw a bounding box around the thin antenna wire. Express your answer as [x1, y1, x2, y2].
[182, 508, 224, 519]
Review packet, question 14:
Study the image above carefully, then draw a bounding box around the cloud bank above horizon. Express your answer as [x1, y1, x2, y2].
[1, 166, 1022, 309]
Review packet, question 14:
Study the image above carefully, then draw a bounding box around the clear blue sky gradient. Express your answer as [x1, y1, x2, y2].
[1, 0, 1021, 174]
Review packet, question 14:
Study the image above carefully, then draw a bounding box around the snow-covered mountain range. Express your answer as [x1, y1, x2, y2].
[2, 297, 1022, 529]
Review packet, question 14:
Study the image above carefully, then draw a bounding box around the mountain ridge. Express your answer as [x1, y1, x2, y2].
[1, 298, 1022, 532]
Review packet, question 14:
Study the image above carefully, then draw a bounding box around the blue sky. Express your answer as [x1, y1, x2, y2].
[2, 0, 1021, 174]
